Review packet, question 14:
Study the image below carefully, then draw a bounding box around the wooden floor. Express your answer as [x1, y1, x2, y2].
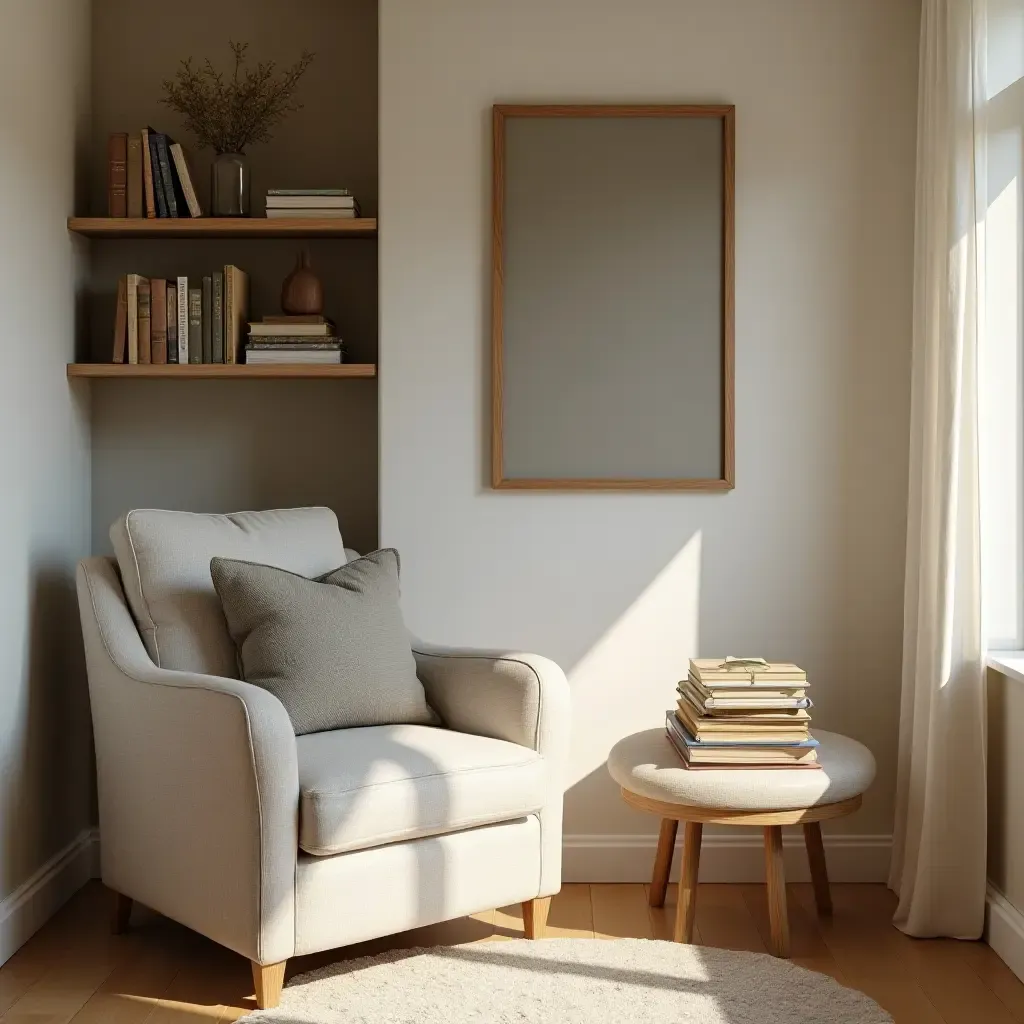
[0, 881, 1021, 1023]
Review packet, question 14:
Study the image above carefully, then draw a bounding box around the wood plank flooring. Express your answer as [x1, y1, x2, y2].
[0, 881, 1019, 1023]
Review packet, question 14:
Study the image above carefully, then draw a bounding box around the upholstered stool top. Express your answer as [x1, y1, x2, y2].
[608, 729, 875, 812]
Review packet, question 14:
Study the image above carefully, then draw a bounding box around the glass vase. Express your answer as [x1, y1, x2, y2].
[211, 152, 250, 217]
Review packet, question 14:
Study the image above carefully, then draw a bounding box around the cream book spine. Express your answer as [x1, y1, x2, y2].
[169, 143, 203, 218]
[176, 276, 189, 363]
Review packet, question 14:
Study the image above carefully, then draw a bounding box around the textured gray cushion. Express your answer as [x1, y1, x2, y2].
[211, 549, 435, 735]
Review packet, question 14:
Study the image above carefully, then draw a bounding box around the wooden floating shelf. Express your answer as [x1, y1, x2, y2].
[67, 217, 377, 238]
[67, 363, 377, 379]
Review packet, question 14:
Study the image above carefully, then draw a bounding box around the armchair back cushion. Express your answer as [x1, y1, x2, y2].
[111, 507, 347, 677]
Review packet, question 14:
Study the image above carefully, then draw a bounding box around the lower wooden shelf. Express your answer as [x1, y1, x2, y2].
[67, 363, 377, 379]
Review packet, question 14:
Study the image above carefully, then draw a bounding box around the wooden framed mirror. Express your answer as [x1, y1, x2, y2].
[491, 104, 735, 490]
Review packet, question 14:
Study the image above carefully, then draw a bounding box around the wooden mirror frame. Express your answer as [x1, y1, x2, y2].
[491, 103, 735, 491]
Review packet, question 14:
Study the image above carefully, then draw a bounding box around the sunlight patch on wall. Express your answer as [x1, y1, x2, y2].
[565, 531, 702, 788]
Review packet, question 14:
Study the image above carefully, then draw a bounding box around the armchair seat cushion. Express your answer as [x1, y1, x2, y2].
[296, 724, 547, 856]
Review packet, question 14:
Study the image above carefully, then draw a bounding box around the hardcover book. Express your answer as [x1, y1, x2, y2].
[261, 315, 329, 325]
[265, 195, 356, 209]
[265, 208, 356, 219]
[137, 278, 152, 363]
[690, 658, 807, 684]
[146, 129, 168, 218]
[169, 142, 202, 217]
[188, 287, 202, 364]
[246, 341, 341, 350]
[201, 276, 212, 363]
[126, 134, 144, 218]
[166, 283, 178, 364]
[248, 321, 334, 337]
[107, 133, 127, 217]
[140, 127, 157, 218]
[126, 274, 142, 363]
[266, 188, 351, 196]
[244, 349, 341, 365]
[150, 279, 168, 364]
[665, 713, 819, 767]
[112, 276, 128, 363]
[212, 271, 224, 362]
[223, 265, 249, 364]
[153, 133, 179, 218]
[176, 277, 189, 364]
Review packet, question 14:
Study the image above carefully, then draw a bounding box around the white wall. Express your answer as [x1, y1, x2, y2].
[380, 0, 919, 874]
[0, 0, 94, 936]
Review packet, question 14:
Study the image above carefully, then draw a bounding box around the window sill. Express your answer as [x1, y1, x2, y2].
[988, 653, 1024, 684]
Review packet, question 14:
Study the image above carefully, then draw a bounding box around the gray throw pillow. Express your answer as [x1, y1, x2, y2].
[210, 548, 435, 735]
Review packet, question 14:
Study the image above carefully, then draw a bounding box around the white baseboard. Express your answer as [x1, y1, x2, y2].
[563, 832, 892, 883]
[986, 884, 1024, 982]
[0, 827, 99, 968]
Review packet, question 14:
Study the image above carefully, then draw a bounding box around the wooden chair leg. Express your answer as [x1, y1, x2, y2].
[803, 821, 833, 916]
[522, 896, 551, 939]
[763, 825, 791, 957]
[252, 960, 287, 1010]
[673, 821, 702, 943]
[111, 891, 132, 935]
[649, 818, 678, 908]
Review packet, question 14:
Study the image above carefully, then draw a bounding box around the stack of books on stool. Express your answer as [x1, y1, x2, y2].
[245, 317, 344, 365]
[666, 657, 819, 769]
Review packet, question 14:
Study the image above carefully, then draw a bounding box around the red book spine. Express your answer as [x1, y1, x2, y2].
[107, 133, 128, 217]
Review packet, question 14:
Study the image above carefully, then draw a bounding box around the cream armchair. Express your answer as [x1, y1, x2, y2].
[76, 508, 570, 1009]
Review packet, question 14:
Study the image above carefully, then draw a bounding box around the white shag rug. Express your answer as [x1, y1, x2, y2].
[238, 938, 892, 1023]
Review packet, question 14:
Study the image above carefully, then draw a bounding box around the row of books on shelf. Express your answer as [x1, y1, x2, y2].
[108, 130, 202, 219]
[107, 130, 365, 221]
[665, 657, 819, 770]
[112, 271, 347, 365]
[112, 269, 248, 364]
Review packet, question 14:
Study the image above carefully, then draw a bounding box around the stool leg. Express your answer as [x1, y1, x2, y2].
[650, 819, 678, 908]
[674, 821, 702, 943]
[763, 825, 790, 957]
[803, 822, 833, 916]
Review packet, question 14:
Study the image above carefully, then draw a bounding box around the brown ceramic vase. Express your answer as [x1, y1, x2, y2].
[281, 250, 324, 315]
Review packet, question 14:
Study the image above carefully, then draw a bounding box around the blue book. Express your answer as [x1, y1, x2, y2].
[146, 130, 168, 218]
[667, 713, 819, 748]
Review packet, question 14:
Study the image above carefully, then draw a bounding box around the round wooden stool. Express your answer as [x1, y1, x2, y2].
[607, 728, 875, 958]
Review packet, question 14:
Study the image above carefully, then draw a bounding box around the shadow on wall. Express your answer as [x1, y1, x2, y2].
[1, 565, 92, 899]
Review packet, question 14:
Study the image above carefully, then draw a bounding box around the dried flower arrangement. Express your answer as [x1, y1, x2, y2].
[162, 42, 315, 155]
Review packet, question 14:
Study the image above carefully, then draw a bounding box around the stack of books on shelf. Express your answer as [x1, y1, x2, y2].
[666, 657, 819, 770]
[264, 189, 360, 219]
[112, 267, 249, 365]
[107, 130, 202, 219]
[245, 317, 344, 365]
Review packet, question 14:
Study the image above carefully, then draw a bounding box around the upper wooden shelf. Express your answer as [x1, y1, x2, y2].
[67, 217, 378, 238]
[67, 363, 377, 379]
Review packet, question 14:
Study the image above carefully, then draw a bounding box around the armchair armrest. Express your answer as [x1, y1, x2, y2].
[412, 643, 570, 757]
[412, 642, 570, 896]
[77, 557, 298, 965]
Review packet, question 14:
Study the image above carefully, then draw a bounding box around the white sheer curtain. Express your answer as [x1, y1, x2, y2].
[888, 0, 989, 939]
